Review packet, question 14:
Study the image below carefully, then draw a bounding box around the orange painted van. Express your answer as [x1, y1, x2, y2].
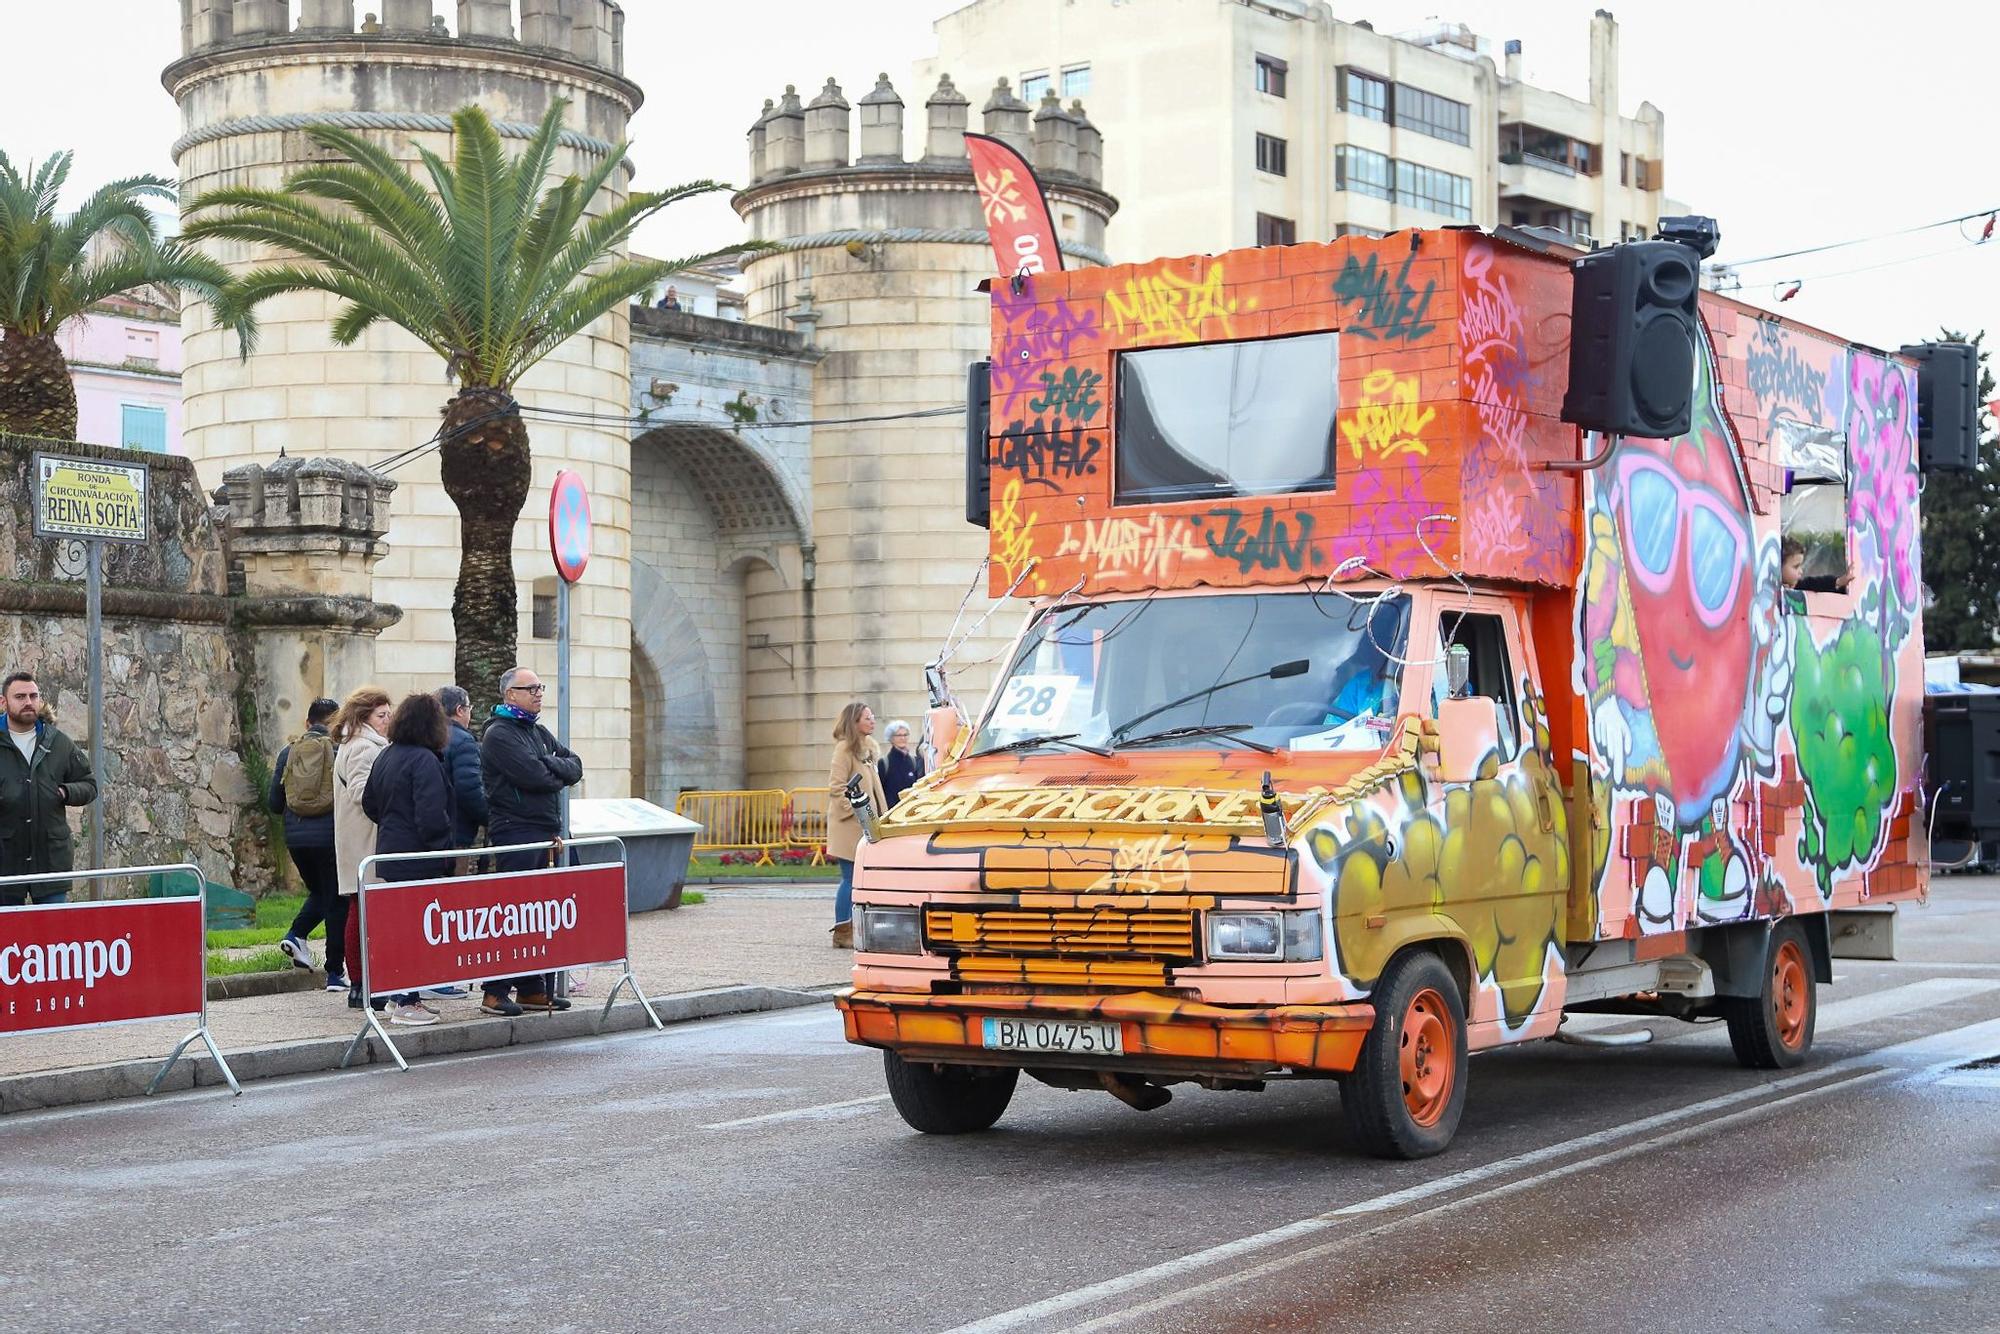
[836, 227, 1942, 1157]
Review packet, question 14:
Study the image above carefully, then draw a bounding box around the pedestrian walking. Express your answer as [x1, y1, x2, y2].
[478, 666, 582, 1017]
[0, 671, 96, 906]
[331, 686, 391, 1010]
[436, 684, 488, 872]
[267, 697, 348, 989]
[826, 701, 885, 949]
[362, 692, 458, 1026]
[877, 718, 926, 809]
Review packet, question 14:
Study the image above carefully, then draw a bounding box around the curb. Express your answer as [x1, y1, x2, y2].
[0, 984, 832, 1116]
[206, 969, 322, 1001]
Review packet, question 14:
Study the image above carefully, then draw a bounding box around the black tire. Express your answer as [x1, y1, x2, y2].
[1723, 918, 1816, 1069]
[883, 1052, 1020, 1134]
[1340, 950, 1468, 1159]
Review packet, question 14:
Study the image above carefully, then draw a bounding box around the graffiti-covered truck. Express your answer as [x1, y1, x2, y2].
[835, 225, 1973, 1158]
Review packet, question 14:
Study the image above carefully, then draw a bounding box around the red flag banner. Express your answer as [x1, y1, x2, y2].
[0, 898, 205, 1036]
[357, 863, 630, 995]
[966, 132, 1065, 280]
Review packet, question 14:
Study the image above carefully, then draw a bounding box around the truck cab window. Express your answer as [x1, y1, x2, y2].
[1433, 610, 1518, 755]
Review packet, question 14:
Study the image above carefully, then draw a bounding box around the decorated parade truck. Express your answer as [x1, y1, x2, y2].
[834, 221, 1979, 1158]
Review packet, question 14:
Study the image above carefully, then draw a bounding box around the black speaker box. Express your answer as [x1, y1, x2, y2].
[1561, 240, 1701, 439]
[1926, 691, 2000, 837]
[966, 360, 992, 528]
[1899, 340, 1979, 474]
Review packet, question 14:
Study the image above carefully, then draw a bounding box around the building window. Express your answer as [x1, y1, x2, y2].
[124, 327, 160, 366]
[1393, 160, 1473, 221]
[120, 404, 166, 453]
[1061, 64, 1091, 98]
[1340, 68, 1389, 122]
[1536, 207, 1593, 239]
[1621, 221, 1649, 242]
[1635, 157, 1657, 190]
[1255, 133, 1288, 177]
[1019, 71, 1051, 103]
[1255, 54, 1287, 97]
[1394, 85, 1471, 146]
[1335, 224, 1388, 239]
[1256, 213, 1297, 246]
[531, 576, 559, 640]
[1778, 419, 1850, 594]
[1620, 151, 1631, 185]
[1334, 145, 1392, 200]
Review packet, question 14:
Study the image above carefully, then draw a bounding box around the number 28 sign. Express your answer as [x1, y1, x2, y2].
[992, 674, 1077, 729]
[549, 470, 591, 584]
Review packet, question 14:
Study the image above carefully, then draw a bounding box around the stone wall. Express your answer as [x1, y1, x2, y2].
[0, 435, 265, 893]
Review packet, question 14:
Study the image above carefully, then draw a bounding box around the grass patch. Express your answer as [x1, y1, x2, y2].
[689, 859, 839, 881]
[206, 893, 314, 949]
[207, 947, 292, 977]
[681, 890, 705, 906]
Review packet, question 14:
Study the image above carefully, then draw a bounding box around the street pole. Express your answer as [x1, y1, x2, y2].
[557, 576, 571, 841]
[86, 538, 105, 879]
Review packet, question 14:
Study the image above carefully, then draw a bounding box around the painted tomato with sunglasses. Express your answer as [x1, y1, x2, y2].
[1608, 409, 1755, 822]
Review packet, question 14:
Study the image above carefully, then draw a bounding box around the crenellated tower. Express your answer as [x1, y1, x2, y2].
[732, 74, 1116, 788]
[164, 0, 639, 794]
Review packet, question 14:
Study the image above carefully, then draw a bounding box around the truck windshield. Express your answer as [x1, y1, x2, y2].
[974, 592, 1411, 754]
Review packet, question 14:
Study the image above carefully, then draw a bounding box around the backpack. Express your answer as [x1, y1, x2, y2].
[282, 731, 335, 817]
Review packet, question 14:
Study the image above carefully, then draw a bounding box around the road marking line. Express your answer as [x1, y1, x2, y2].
[1055, 1067, 1900, 1334]
[701, 1093, 891, 1130]
[945, 1014, 2000, 1334]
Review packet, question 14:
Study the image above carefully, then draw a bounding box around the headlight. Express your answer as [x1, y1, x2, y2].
[856, 905, 921, 955]
[1207, 911, 1323, 962]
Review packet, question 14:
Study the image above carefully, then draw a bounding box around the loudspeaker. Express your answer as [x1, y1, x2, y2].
[1561, 240, 1701, 439]
[1899, 340, 1979, 473]
[1926, 692, 2000, 837]
[965, 360, 992, 528]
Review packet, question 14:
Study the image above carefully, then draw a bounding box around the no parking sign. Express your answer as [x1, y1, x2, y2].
[549, 469, 591, 584]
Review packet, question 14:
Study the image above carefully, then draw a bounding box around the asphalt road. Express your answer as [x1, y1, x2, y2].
[4, 881, 1998, 1334]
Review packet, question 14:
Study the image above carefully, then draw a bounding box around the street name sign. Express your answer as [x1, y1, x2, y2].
[32, 453, 149, 543]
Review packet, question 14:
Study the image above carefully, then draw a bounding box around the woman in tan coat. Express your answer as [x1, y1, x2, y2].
[330, 686, 391, 1007]
[827, 701, 886, 949]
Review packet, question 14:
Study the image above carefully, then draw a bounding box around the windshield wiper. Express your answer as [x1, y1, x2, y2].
[1107, 659, 1309, 745]
[1114, 723, 1277, 755]
[968, 731, 1114, 759]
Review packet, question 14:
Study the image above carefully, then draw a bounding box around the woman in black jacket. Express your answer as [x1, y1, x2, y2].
[877, 718, 926, 808]
[361, 692, 456, 1026]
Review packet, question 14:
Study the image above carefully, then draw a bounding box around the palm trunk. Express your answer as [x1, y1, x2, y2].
[0, 329, 80, 440]
[438, 385, 533, 722]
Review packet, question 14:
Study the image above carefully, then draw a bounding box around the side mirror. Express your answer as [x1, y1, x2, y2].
[1437, 695, 1499, 783]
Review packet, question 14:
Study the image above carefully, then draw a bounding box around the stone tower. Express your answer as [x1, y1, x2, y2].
[733, 74, 1116, 788]
[164, 0, 639, 795]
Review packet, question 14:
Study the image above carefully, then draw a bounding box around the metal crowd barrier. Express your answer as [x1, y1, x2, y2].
[0, 863, 240, 1097]
[674, 788, 817, 865]
[343, 836, 661, 1073]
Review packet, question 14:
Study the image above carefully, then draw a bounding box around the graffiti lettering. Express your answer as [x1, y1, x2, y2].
[1340, 368, 1434, 462]
[1026, 366, 1104, 422]
[1746, 320, 1829, 424]
[992, 291, 1100, 418]
[992, 476, 1041, 590]
[1106, 261, 1239, 345]
[1085, 835, 1194, 894]
[1200, 506, 1318, 574]
[992, 417, 1102, 482]
[1332, 251, 1437, 343]
[1056, 512, 1209, 581]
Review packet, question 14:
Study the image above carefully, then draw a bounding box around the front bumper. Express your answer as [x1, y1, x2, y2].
[837, 988, 1376, 1076]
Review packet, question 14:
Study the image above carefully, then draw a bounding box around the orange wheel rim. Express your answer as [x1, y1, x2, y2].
[1773, 939, 1810, 1049]
[1399, 987, 1455, 1127]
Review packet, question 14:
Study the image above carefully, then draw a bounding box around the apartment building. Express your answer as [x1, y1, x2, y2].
[917, 1, 1667, 260]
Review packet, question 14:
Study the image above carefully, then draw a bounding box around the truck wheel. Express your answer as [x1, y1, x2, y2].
[1340, 950, 1467, 1159]
[1724, 918, 1816, 1069]
[883, 1052, 1019, 1134]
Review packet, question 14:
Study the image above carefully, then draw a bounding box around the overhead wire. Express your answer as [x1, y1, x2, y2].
[1712, 205, 2000, 271]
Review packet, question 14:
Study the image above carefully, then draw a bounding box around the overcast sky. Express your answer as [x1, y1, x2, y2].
[6, 1, 1996, 350]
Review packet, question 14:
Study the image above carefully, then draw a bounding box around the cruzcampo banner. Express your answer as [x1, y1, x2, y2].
[966, 132, 1065, 280]
[0, 898, 204, 1036]
[357, 863, 630, 995]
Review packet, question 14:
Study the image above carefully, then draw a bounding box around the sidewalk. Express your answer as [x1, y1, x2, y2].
[0, 883, 853, 1096]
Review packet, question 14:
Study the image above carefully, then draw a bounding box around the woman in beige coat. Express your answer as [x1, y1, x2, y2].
[331, 687, 391, 1006]
[827, 701, 886, 949]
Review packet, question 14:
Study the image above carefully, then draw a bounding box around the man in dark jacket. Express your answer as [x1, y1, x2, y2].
[436, 685, 488, 861]
[479, 666, 583, 1016]
[268, 697, 347, 988]
[0, 671, 98, 906]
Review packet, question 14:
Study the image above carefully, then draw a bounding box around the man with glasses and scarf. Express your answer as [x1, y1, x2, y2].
[477, 666, 583, 1016]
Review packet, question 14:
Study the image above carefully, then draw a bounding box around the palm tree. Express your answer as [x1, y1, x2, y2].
[183, 100, 731, 718]
[0, 152, 237, 440]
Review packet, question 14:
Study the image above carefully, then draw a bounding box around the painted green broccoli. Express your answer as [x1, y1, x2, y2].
[1790, 616, 1896, 895]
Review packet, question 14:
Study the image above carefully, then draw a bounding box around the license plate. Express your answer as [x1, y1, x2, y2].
[981, 1017, 1124, 1055]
